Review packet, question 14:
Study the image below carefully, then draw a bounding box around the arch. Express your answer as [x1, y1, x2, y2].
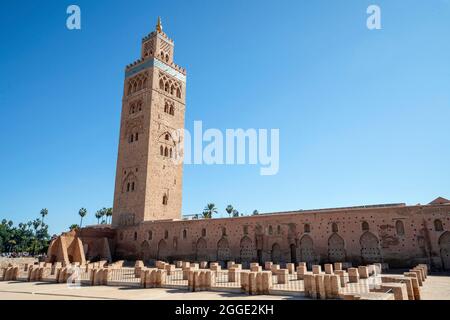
[160, 145, 164, 155]
[122, 173, 137, 193]
[331, 222, 339, 233]
[396, 220, 405, 236]
[362, 221, 369, 231]
[157, 239, 168, 260]
[299, 235, 315, 263]
[164, 102, 169, 113]
[140, 241, 151, 261]
[360, 232, 382, 263]
[271, 243, 281, 264]
[170, 85, 175, 95]
[176, 88, 181, 98]
[162, 194, 168, 205]
[439, 231, 450, 270]
[196, 238, 208, 261]
[217, 237, 230, 263]
[304, 224, 311, 233]
[328, 233, 346, 263]
[164, 82, 170, 92]
[164, 147, 168, 157]
[165, 54, 169, 62]
[268, 226, 273, 235]
[290, 243, 297, 264]
[240, 236, 256, 267]
[435, 219, 444, 232]
[182, 229, 187, 239]
[169, 106, 174, 115]
[159, 79, 164, 90]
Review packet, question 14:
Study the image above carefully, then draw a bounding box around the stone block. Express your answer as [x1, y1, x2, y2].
[286, 263, 295, 274]
[277, 269, 289, 284]
[348, 268, 359, 283]
[333, 262, 342, 271]
[165, 264, 175, 275]
[358, 266, 369, 279]
[404, 272, 421, 300]
[324, 264, 333, 274]
[264, 262, 273, 270]
[409, 270, 423, 286]
[297, 265, 307, 280]
[312, 265, 322, 275]
[271, 264, 280, 273]
[380, 283, 408, 300]
[250, 265, 262, 272]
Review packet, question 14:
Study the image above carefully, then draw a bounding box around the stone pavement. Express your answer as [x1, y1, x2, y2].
[0, 281, 304, 300]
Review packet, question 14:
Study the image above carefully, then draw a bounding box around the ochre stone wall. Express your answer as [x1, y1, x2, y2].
[113, 203, 450, 269]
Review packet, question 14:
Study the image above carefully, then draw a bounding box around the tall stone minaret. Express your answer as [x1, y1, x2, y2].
[112, 18, 186, 227]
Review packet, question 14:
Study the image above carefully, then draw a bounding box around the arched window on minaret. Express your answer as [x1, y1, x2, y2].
[162, 194, 168, 205]
[165, 82, 170, 93]
[169, 106, 174, 116]
[170, 85, 175, 95]
[176, 88, 181, 98]
[164, 102, 169, 113]
[165, 54, 169, 62]
[160, 145, 164, 156]
[164, 147, 168, 157]
[169, 148, 173, 158]
[159, 79, 164, 90]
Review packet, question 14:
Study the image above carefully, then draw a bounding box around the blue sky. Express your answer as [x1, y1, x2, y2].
[0, 0, 449, 235]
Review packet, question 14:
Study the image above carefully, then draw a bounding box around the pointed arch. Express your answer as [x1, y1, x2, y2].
[439, 231, 450, 270]
[396, 220, 405, 236]
[328, 233, 346, 263]
[196, 238, 208, 261]
[140, 240, 151, 261]
[271, 243, 281, 264]
[157, 239, 168, 260]
[360, 231, 382, 263]
[299, 235, 315, 264]
[217, 237, 230, 263]
[240, 236, 256, 267]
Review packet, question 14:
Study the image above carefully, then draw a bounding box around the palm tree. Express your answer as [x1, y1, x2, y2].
[203, 203, 218, 219]
[226, 205, 234, 218]
[232, 209, 239, 217]
[253, 210, 259, 216]
[32, 219, 41, 231]
[78, 208, 87, 228]
[105, 208, 113, 224]
[69, 224, 79, 231]
[40, 208, 48, 224]
[95, 210, 103, 224]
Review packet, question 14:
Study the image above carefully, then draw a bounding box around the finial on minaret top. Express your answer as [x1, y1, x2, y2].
[156, 16, 163, 32]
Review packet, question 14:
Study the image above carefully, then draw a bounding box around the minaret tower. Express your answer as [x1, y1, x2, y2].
[112, 18, 186, 227]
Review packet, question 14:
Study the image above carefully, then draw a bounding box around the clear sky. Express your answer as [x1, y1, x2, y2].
[0, 0, 449, 235]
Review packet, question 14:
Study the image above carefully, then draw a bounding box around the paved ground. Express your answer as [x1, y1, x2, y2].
[0, 281, 304, 300]
[1, 273, 449, 300]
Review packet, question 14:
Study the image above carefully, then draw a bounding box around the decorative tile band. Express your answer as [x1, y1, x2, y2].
[125, 59, 186, 82]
